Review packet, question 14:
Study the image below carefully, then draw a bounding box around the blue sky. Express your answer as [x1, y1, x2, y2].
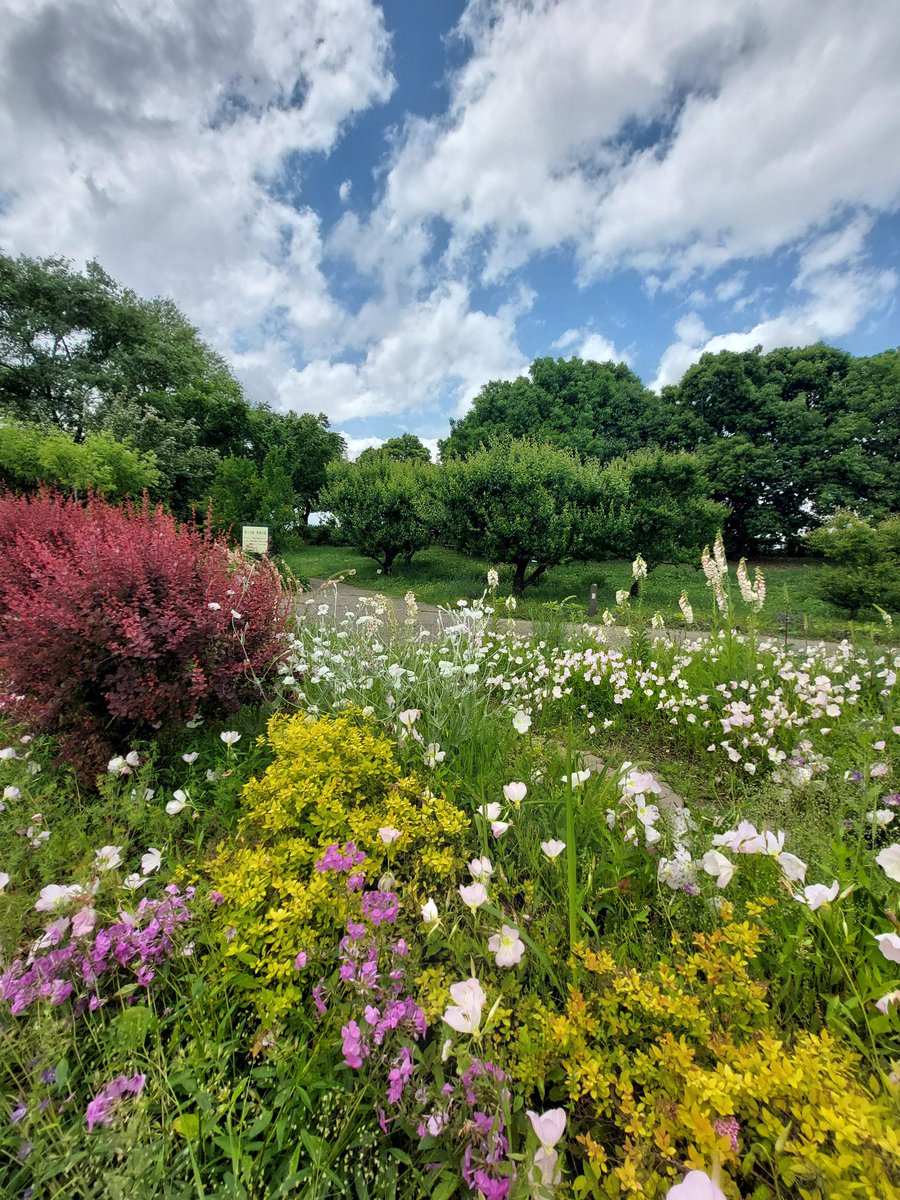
[1, 0, 898, 457]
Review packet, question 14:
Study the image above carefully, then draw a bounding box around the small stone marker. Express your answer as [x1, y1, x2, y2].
[241, 524, 271, 555]
[587, 582, 598, 618]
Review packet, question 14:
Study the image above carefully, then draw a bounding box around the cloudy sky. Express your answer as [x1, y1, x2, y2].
[1, 0, 898, 457]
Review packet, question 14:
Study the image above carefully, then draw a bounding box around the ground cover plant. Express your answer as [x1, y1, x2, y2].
[2, 511, 900, 1198]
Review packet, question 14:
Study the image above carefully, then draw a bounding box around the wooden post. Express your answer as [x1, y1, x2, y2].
[587, 583, 598, 618]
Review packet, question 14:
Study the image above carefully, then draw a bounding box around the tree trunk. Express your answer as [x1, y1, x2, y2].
[513, 560, 528, 595]
[382, 549, 396, 575]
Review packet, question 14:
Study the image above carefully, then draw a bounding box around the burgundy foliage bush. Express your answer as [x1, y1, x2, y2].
[0, 490, 288, 777]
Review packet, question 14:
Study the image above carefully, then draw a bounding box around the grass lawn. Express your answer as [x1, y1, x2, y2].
[281, 542, 879, 640]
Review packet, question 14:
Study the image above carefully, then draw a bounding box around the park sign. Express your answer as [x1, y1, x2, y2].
[240, 524, 271, 555]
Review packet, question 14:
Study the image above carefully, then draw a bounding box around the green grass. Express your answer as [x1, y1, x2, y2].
[282, 542, 884, 640]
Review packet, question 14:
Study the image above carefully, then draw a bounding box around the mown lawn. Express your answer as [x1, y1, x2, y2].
[281, 542, 877, 640]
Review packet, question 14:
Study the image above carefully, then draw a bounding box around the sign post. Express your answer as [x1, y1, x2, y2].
[240, 524, 271, 555]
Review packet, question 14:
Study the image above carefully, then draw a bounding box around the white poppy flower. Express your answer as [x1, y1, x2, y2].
[220, 731, 241, 746]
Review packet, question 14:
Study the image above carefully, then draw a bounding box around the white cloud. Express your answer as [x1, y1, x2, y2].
[553, 327, 630, 364]
[338, 179, 353, 203]
[372, 0, 900, 293]
[275, 282, 529, 423]
[340, 434, 384, 460]
[0, 0, 394, 374]
[651, 257, 897, 390]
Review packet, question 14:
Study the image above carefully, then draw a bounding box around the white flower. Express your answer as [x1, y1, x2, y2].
[868, 809, 895, 828]
[205, 770, 220, 783]
[3, 786, 20, 801]
[397, 709, 421, 729]
[491, 821, 512, 838]
[487, 568, 499, 589]
[631, 555, 648, 581]
[220, 731, 241, 746]
[141, 848, 163, 875]
[420, 898, 439, 925]
[121, 873, 147, 891]
[512, 710, 532, 735]
[526, 1108, 567, 1150]
[166, 791, 188, 815]
[478, 802, 502, 821]
[488, 923, 526, 967]
[875, 932, 900, 963]
[876, 990, 900, 1013]
[0, 872, 8, 891]
[877, 844, 900, 882]
[678, 592, 694, 625]
[615, 589, 630, 606]
[107, 755, 127, 775]
[230, 609, 243, 620]
[125, 750, 141, 768]
[182, 752, 199, 764]
[665, 1171, 726, 1200]
[796, 881, 840, 911]
[94, 845, 123, 872]
[503, 781, 527, 805]
[459, 882, 488, 910]
[424, 743, 445, 768]
[871, 763, 889, 778]
[621, 769, 660, 797]
[541, 840, 566, 859]
[531, 1147, 562, 1190]
[0, 746, 17, 760]
[442, 977, 486, 1034]
[777, 852, 808, 884]
[378, 826, 402, 845]
[562, 769, 590, 788]
[34, 883, 81, 912]
[701, 850, 735, 889]
[469, 856, 493, 880]
[207, 602, 222, 611]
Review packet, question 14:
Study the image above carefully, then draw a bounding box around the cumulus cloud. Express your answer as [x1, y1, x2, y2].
[553, 327, 630, 364]
[0, 0, 394, 360]
[275, 281, 529, 422]
[372, 0, 900, 290]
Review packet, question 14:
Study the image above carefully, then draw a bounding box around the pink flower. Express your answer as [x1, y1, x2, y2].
[666, 1171, 726, 1200]
[488, 924, 526, 967]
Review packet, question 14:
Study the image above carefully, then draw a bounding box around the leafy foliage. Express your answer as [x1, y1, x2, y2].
[0, 490, 287, 778]
[358, 433, 433, 464]
[323, 455, 439, 572]
[806, 509, 900, 618]
[0, 419, 160, 498]
[441, 438, 609, 593]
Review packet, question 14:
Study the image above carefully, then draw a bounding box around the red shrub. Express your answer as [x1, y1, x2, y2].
[0, 490, 289, 778]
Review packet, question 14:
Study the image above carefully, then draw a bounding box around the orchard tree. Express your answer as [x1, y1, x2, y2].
[323, 457, 438, 573]
[249, 408, 345, 521]
[601, 449, 728, 592]
[441, 438, 609, 594]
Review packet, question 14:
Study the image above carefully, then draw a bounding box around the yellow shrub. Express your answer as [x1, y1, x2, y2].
[508, 921, 900, 1199]
[208, 710, 468, 1018]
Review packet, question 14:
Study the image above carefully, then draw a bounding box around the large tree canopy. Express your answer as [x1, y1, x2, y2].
[665, 342, 898, 553]
[439, 357, 686, 463]
[0, 253, 346, 521]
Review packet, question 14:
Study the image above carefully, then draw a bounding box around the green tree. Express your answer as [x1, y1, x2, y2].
[248, 409, 345, 521]
[806, 510, 900, 620]
[602, 450, 728, 590]
[440, 357, 688, 463]
[441, 438, 609, 594]
[323, 457, 438, 573]
[358, 433, 432, 465]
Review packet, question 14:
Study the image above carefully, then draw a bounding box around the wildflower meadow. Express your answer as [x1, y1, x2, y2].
[1, 497, 899, 1199]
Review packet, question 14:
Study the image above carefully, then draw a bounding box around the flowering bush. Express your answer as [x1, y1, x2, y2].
[209, 709, 469, 1016]
[0, 490, 287, 777]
